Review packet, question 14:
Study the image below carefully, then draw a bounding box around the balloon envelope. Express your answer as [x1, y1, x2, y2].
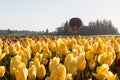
[69, 18, 82, 32]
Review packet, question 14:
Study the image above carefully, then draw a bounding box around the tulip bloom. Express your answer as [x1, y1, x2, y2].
[64, 54, 77, 76]
[28, 65, 37, 80]
[107, 71, 118, 80]
[15, 68, 28, 80]
[89, 59, 96, 70]
[77, 55, 86, 71]
[0, 66, 5, 78]
[92, 64, 109, 80]
[37, 64, 46, 79]
[0, 38, 3, 49]
[0, 53, 6, 61]
[98, 52, 115, 66]
[49, 57, 60, 72]
[50, 64, 66, 80]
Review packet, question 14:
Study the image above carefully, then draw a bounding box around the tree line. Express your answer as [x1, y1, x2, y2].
[55, 19, 118, 35]
[0, 19, 119, 35]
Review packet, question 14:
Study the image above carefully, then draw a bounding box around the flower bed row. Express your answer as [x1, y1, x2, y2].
[0, 36, 120, 80]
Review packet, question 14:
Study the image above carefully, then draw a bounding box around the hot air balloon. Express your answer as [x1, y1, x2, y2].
[69, 17, 82, 32]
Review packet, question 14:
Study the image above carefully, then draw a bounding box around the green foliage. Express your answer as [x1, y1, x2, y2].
[0, 55, 15, 80]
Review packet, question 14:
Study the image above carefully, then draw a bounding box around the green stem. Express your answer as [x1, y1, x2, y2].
[76, 71, 81, 80]
[82, 71, 84, 79]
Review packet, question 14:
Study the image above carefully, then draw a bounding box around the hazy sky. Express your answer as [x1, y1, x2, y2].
[0, 0, 120, 32]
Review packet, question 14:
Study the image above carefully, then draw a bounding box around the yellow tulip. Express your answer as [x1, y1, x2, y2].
[92, 64, 109, 80]
[89, 59, 96, 70]
[0, 49, 2, 54]
[49, 41, 56, 53]
[10, 55, 22, 75]
[67, 38, 72, 50]
[28, 65, 37, 80]
[0, 53, 6, 61]
[42, 55, 48, 65]
[9, 44, 16, 55]
[95, 37, 101, 42]
[108, 51, 116, 60]
[16, 62, 26, 71]
[50, 64, 66, 80]
[92, 42, 98, 54]
[23, 47, 31, 60]
[114, 41, 120, 52]
[49, 57, 60, 72]
[98, 52, 107, 64]
[88, 37, 94, 46]
[21, 57, 28, 66]
[41, 41, 49, 53]
[66, 73, 72, 80]
[35, 52, 43, 63]
[0, 38, 3, 49]
[75, 45, 84, 53]
[93, 38, 106, 54]
[56, 38, 68, 56]
[87, 45, 93, 52]
[37, 64, 46, 79]
[104, 57, 114, 66]
[15, 68, 28, 80]
[15, 62, 28, 80]
[71, 37, 77, 45]
[77, 55, 86, 71]
[64, 54, 77, 76]
[107, 71, 118, 80]
[3, 43, 9, 54]
[35, 52, 40, 58]
[34, 42, 41, 53]
[58, 38, 68, 53]
[0, 66, 5, 78]
[81, 39, 89, 51]
[28, 38, 35, 48]
[72, 49, 79, 57]
[33, 58, 40, 68]
[21, 38, 29, 48]
[107, 45, 114, 52]
[47, 50, 52, 58]
[17, 50, 24, 57]
[98, 52, 114, 66]
[14, 41, 21, 52]
[97, 64, 109, 76]
[29, 61, 34, 68]
[86, 51, 94, 60]
[13, 55, 22, 61]
[57, 38, 63, 47]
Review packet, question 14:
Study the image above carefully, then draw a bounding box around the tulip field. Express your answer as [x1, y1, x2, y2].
[0, 35, 120, 80]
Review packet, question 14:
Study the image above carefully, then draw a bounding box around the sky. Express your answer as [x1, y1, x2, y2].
[0, 0, 120, 32]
